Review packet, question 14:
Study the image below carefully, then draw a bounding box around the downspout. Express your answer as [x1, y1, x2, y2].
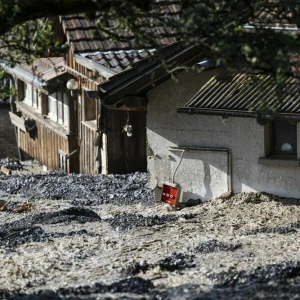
[169, 146, 232, 194]
[94, 99, 105, 174]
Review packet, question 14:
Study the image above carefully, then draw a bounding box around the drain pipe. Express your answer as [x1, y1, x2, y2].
[169, 146, 232, 194]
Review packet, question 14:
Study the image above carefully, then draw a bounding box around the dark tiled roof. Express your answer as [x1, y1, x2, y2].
[247, 4, 298, 29]
[60, 1, 181, 53]
[180, 68, 300, 118]
[81, 49, 155, 72]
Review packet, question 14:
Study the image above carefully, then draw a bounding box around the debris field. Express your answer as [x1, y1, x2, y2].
[0, 165, 300, 299]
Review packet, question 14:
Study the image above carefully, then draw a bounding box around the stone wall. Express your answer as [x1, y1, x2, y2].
[0, 103, 18, 158]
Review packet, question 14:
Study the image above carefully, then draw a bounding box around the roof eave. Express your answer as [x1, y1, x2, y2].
[177, 107, 300, 120]
[99, 42, 210, 107]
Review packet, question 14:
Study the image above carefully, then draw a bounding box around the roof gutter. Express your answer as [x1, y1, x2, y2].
[2, 64, 48, 93]
[98, 16, 249, 108]
[75, 54, 119, 79]
[99, 43, 208, 107]
[177, 106, 300, 120]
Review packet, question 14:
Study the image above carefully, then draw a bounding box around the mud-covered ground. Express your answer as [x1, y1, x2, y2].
[0, 163, 300, 299]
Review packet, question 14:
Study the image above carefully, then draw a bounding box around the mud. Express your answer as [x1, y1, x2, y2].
[209, 260, 300, 287]
[123, 240, 242, 277]
[0, 158, 23, 171]
[245, 222, 300, 235]
[0, 277, 156, 299]
[0, 172, 300, 299]
[105, 212, 197, 231]
[192, 239, 242, 254]
[123, 252, 195, 276]
[0, 207, 100, 248]
[0, 172, 153, 205]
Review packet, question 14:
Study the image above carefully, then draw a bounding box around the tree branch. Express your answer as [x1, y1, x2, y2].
[0, 0, 150, 36]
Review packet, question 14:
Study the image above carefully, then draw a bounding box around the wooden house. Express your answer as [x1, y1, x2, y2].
[94, 33, 300, 201]
[5, 3, 180, 174]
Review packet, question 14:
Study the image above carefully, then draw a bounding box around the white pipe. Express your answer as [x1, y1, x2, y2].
[170, 146, 232, 193]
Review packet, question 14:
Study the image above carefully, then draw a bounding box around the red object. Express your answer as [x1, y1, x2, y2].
[161, 182, 179, 206]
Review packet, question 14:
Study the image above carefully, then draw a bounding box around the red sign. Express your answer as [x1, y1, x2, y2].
[161, 183, 179, 206]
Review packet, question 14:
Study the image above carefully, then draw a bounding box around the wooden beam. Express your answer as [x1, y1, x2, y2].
[1, 166, 11, 175]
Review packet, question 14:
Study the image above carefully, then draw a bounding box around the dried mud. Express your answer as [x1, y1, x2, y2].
[0, 172, 300, 299]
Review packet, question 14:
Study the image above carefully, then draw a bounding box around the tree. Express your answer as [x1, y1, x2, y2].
[0, 0, 300, 86]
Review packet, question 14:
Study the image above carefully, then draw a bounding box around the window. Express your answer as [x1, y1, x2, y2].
[22, 83, 41, 111]
[260, 119, 299, 166]
[48, 91, 69, 130]
[23, 83, 33, 106]
[58, 150, 67, 172]
[84, 92, 97, 122]
[48, 93, 58, 122]
[32, 89, 40, 110]
[269, 120, 297, 157]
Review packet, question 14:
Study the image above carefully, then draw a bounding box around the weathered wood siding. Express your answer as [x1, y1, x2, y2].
[18, 112, 78, 173]
[80, 123, 99, 174]
[67, 50, 103, 174]
[66, 50, 147, 175]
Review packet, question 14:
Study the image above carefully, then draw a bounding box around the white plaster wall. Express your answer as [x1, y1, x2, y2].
[146, 69, 300, 201]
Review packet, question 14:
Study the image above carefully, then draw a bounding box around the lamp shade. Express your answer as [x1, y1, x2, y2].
[66, 79, 79, 90]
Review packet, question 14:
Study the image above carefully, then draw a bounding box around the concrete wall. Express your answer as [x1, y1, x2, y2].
[0, 103, 18, 158]
[146, 69, 300, 202]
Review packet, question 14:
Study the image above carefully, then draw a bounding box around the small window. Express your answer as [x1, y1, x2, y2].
[32, 88, 40, 110]
[48, 92, 69, 129]
[84, 92, 97, 121]
[58, 150, 67, 172]
[24, 83, 33, 106]
[269, 120, 297, 156]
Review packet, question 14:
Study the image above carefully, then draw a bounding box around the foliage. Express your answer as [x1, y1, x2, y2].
[1, 0, 300, 99]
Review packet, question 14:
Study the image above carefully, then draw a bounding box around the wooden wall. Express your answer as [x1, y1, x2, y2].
[106, 110, 147, 174]
[18, 113, 78, 173]
[79, 123, 99, 174]
[66, 50, 147, 175]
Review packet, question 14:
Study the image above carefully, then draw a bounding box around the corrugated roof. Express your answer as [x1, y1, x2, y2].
[60, 1, 180, 53]
[179, 68, 300, 119]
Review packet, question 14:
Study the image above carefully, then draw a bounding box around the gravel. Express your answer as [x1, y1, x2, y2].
[209, 260, 300, 287]
[104, 212, 197, 231]
[0, 172, 153, 205]
[0, 170, 300, 299]
[0, 158, 23, 171]
[192, 239, 242, 254]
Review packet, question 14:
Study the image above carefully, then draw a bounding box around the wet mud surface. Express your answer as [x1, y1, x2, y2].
[105, 212, 197, 231]
[245, 222, 300, 235]
[0, 207, 100, 248]
[0, 172, 153, 205]
[1, 277, 156, 299]
[123, 240, 242, 276]
[192, 239, 242, 254]
[0, 173, 300, 299]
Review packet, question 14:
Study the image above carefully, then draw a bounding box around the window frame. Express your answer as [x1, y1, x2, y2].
[266, 120, 298, 158]
[47, 91, 70, 130]
[83, 89, 98, 123]
[260, 119, 300, 166]
[58, 150, 67, 172]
